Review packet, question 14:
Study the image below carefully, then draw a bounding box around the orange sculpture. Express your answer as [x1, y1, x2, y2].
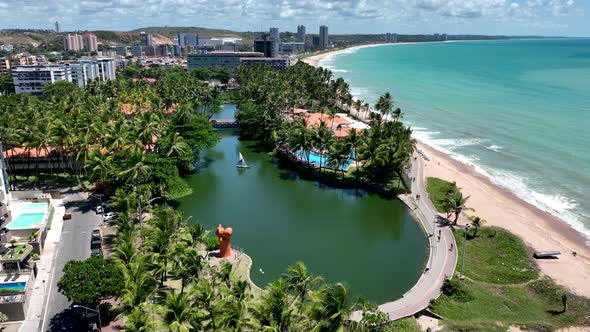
[215, 224, 233, 258]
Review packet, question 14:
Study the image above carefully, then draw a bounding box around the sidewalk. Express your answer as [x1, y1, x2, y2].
[19, 199, 65, 332]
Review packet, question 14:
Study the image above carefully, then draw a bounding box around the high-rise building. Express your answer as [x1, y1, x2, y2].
[144, 45, 156, 56]
[269, 28, 280, 56]
[319, 25, 329, 49]
[385, 33, 398, 43]
[116, 46, 128, 56]
[83, 33, 98, 52]
[178, 33, 198, 47]
[64, 34, 84, 51]
[254, 34, 277, 58]
[296, 25, 306, 43]
[156, 45, 169, 57]
[140, 32, 154, 46]
[55, 21, 60, 33]
[130, 46, 142, 57]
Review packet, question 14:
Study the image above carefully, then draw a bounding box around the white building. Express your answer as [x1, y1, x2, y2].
[68, 58, 116, 87]
[188, 51, 263, 72]
[240, 57, 293, 70]
[12, 65, 72, 96]
[13, 59, 116, 95]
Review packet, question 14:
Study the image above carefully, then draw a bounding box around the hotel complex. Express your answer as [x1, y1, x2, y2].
[12, 59, 116, 96]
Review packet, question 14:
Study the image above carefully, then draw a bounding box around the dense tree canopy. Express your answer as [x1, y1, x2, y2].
[57, 256, 123, 304]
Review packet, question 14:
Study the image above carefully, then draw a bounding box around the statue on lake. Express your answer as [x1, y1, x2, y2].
[215, 224, 233, 258]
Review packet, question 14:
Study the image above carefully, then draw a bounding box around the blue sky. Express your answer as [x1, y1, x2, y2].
[0, 0, 587, 37]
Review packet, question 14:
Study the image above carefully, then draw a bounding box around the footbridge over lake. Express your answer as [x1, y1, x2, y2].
[210, 119, 239, 129]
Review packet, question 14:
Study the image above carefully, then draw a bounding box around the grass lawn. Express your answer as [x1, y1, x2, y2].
[454, 227, 537, 284]
[431, 227, 590, 331]
[390, 317, 422, 332]
[2, 244, 30, 260]
[425, 177, 456, 213]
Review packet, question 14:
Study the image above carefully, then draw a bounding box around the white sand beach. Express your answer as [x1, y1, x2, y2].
[418, 142, 590, 297]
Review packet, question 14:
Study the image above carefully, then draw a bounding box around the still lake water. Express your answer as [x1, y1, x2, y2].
[178, 120, 428, 303]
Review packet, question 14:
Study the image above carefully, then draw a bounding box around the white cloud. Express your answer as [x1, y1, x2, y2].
[0, 0, 583, 34]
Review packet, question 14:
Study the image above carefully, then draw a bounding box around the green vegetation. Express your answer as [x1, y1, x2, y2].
[0, 74, 14, 95]
[236, 63, 414, 190]
[431, 227, 590, 331]
[57, 255, 123, 304]
[1, 244, 30, 260]
[0, 67, 219, 197]
[426, 177, 472, 223]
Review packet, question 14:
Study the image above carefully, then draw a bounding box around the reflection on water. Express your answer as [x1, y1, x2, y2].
[179, 131, 428, 303]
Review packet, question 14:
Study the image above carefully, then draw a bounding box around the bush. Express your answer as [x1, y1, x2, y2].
[441, 279, 474, 302]
[206, 237, 220, 251]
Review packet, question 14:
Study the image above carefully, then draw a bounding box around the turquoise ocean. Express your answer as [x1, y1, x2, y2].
[320, 39, 590, 240]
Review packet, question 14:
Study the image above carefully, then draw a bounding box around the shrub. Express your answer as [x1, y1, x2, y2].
[206, 237, 220, 251]
[441, 279, 474, 302]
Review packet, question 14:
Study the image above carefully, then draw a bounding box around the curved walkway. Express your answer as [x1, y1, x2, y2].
[351, 151, 458, 321]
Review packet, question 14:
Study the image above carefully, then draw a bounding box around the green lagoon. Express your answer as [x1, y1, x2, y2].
[178, 129, 428, 303]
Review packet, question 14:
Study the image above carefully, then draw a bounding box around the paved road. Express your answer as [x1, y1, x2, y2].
[42, 188, 103, 332]
[351, 151, 458, 321]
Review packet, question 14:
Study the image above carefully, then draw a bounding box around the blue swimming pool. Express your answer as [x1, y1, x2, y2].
[6, 213, 44, 229]
[0, 282, 26, 292]
[295, 150, 355, 171]
[22, 202, 49, 211]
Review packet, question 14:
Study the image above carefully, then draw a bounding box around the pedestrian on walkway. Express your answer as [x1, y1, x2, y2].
[438, 229, 441, 237]
[437, 235, 440, 242]
[450, 243, 454, 251]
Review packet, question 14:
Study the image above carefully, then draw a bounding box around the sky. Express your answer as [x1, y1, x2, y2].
[0, 0, 588, 37]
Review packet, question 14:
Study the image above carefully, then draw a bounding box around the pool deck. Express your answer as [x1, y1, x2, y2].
[350, 151, 458, 321]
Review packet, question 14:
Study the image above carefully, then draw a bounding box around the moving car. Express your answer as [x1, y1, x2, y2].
[62, 213, 72, 220]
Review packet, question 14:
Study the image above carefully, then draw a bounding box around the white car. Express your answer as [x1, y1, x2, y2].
[95, 205, 103, 214]
[102, 212, 117, 222]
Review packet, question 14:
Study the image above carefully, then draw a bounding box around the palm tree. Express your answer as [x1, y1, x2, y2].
[469, 216, 484, 238]
[326, 142, 352, 178]
[282, 262, 323, 304]
[252, 279, 300, 331]
[443, 191, 474, 224]
[308, 283, 351, 332]
[192, 279, 219, 330]
[344, 129, 363, 183]
[122, 307, 153, 332]
[173, 247, 203, 294]
[161, 292, 194, 332]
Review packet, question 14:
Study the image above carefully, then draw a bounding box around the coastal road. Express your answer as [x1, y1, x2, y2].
[42, 188, 103, 332]
[351, 151, 458, 321]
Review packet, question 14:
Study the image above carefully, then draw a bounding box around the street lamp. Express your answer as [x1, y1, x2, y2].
[459, 223, 470, 279]
[73, 304, 102, 331]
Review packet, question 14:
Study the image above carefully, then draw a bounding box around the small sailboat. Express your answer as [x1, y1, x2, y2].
[237, 152, 249, 168]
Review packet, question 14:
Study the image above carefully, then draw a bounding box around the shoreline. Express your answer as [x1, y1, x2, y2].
[417, 141, 590, 296]
[304, 41, 590, 297]
[302, 41, 453, 67]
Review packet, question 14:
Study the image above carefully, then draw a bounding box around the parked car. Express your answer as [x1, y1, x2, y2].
[91, 229, 101, 240]
[90, 248, 102, 257]
[102, 212, 117, 222]
[95, 205, 103, 214]
[62, 213, 72, 220]
[90, 239, 101, 249]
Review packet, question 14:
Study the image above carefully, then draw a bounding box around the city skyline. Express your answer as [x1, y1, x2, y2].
[0, 0, 588, 37]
